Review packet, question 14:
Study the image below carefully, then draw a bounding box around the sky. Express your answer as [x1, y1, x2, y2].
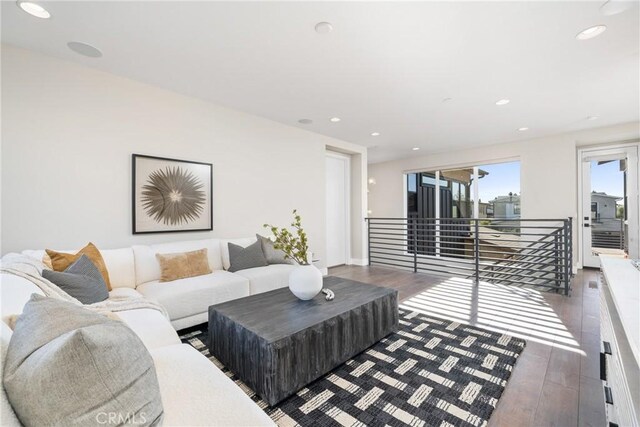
[477, 161, 521, 202]
[415, 159, 624, 206]
[475, 160, 624, 203]
[590, 160, 625, 199]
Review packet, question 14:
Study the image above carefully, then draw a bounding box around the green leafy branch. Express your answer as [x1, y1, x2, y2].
[263, 209, 310, 265]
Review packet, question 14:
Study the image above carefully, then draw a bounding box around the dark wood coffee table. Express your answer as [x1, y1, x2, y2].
[208, 276, 398, 406]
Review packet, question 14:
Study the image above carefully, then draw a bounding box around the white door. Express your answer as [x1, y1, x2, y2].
[580, 145, 639, 268]
[326, 153, 350, 267]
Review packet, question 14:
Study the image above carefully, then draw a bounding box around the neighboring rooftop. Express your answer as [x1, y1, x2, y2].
[592, 191, 623, 200]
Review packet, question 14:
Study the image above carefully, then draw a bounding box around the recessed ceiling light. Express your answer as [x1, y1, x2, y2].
[329, 117, 341, 123]
[67, 42, 103, 58]
[17, 1, 50, 19]
[315, 22, 333, 34]
[412, 147, 420, 151]
[518, 127, 529, 131]
[600, 0, 633, 16]
[298, 119, 313, 125]
[587, 116, 599, 121]
[576, 25, 607, 40]
[495, 99, 510, 106]
[371, 132, 380, 137]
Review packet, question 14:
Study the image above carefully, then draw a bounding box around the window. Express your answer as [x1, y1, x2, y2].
[406, 161, 521, 259]
[443, 168, 473, 219]
[421, 174, 449, 187]
[477, 161, 521, 219]
[407, 173, 418, 215]
[406, 161, 521, 220]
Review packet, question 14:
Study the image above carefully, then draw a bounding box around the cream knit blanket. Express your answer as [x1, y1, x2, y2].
[0, 253, 169, 319]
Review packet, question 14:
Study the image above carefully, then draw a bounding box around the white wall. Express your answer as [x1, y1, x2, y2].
[368, 122, 640, 266]
[0, 45, 367, 269]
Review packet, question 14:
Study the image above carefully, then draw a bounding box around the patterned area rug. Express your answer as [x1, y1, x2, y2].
[179, 309, 525, 427]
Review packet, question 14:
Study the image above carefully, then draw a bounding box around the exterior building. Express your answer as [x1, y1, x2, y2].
[478, 201, 492, 218]
[491, 193, 521, 219]
[591, 191, 622, 221]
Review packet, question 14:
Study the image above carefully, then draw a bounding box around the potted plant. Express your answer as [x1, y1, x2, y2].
[264, 210, 322, 300]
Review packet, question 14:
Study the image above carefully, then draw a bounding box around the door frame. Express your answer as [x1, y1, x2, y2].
[577, 142, 640, 268]
[325, 151, 351, 267]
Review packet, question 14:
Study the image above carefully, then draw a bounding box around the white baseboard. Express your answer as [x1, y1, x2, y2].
[348, 258, 369, 266]
[320, 267, 329, 276]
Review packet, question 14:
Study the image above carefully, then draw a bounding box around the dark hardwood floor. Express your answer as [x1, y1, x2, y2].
[328, 264, 606, 427]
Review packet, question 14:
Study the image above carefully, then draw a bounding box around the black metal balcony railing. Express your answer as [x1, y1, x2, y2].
[591, 218, 625, 250]
[365, 217, 573, 296]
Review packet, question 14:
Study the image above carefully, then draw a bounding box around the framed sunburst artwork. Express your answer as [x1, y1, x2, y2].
[132, 154, 213, 234]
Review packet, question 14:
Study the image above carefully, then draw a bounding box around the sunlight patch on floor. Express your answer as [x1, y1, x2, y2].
[399, 277, 586, 356]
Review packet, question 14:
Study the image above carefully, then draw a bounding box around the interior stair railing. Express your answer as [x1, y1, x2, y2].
[365, 217, 573, 296]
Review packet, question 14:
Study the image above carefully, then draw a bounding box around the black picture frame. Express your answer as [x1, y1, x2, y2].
[132, 154, 213, 234]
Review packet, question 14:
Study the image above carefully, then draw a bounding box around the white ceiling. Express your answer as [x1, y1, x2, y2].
[2, 1, 639, 163]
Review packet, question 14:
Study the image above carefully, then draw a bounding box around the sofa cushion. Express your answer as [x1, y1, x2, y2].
[234, 264, 297, 295]
[133, 239, 223, 285]
[116, 308, 181, 351]
[150, 344, 274, 427]
[22, 247, 137, 289]
[108, 287, 180, 351]
[220, 237, 257, 270]
[3, 295, 164, 426]
[109, 287, 145, 299]
[228, 240, 268, 273]
[136, 271, 249, 321]
[42, 255, 109, 304]
[170, 313, 208, 331]
[102, 248, 137, 289]
[0, 273, 45, 324]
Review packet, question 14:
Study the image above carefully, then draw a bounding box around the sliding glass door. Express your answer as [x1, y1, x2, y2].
[406, 161, 521, 259]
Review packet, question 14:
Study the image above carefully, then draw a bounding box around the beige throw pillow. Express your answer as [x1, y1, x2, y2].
[156, 248, 212, 282]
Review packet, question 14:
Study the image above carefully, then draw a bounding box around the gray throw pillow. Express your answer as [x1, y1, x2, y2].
[3, 294, 164, 426]
[42, 255, 109, 304]
[256, 234, 295, 265]
[228, 240, 268, 272]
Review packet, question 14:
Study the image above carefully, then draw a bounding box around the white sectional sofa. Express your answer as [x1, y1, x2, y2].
[1, 236, 296, 426]
[22, 237, 297, 330]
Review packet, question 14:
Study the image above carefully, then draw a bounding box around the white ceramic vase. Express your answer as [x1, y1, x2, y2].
[288, 264, 323, 300]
